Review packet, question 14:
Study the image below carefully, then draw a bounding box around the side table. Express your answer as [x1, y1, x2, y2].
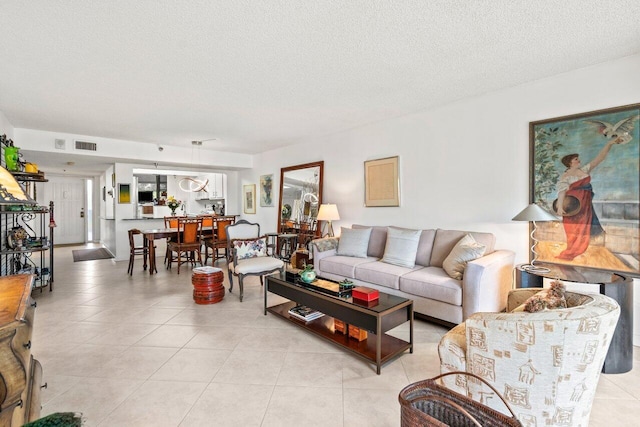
[515, 263, 633, 374]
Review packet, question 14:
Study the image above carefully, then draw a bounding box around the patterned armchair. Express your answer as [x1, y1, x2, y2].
[438, 288, 620, 427]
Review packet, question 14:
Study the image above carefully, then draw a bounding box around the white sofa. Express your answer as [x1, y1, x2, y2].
[311, 225, 515, 325]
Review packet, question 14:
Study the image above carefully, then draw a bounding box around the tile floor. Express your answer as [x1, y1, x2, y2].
[31, 244, 639, 426]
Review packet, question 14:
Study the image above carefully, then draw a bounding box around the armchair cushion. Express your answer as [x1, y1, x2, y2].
[230, 256, 284, 275]
[233, 237, 267, 260]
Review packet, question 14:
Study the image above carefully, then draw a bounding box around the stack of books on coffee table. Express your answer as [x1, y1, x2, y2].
[288, 304, 325, 322]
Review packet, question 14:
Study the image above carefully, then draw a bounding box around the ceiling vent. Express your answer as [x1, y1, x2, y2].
[75, 140, 97, 151]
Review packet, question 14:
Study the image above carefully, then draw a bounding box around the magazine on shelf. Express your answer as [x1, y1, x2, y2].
[288, 304, 325, 321]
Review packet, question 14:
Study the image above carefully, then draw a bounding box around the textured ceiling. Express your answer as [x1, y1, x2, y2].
[1, 1, 640, 156]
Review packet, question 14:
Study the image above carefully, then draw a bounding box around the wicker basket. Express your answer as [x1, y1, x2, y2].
[399, 372, 521, 427]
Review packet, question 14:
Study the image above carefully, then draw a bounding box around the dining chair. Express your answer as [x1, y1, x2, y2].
[166, 217, 203, 274]
[127, 228, 151, 275]
[202, 217, 229, 265]
[163, 215, 182, 265]
[226, 220, 284, 301]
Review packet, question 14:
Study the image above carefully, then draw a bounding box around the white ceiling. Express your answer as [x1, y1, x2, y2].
[2, 1, 640, 164]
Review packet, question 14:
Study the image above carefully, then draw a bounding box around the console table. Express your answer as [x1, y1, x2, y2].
[516, 263, 633, 374]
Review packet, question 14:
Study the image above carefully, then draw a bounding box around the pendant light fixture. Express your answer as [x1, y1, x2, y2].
[178, 139, 216, 193]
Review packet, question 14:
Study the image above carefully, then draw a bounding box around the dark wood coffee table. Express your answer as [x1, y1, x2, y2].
[265, 273, 413, 374]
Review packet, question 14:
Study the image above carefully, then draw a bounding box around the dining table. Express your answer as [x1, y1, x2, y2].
[142, 226, 213, 274]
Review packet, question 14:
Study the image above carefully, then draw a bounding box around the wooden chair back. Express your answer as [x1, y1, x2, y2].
[177, 217, 202, 244]
[164, 216, 181, 228]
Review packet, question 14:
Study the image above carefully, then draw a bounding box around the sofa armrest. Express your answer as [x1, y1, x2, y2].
[461, 249, 515, 320]
[311, 237, 339, 272]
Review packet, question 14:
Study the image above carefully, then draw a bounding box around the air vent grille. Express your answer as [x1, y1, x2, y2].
[75, 140, 97, 151]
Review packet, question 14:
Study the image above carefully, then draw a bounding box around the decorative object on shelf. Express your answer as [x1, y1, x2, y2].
[317, 203, 340, 237]
[512, 203, 560, 273]
[7, 225, 27, 249]
[0, 166, 37, 205]
[364, 155, 400, 207]
[166, 196, 182, 215]
[299, 264, 316, 283]
[260, 174, 274, 206]
[281, 203, 292, 220]
[530, 103, 639, 274]
[243, 184, 256, 214]
[4, 144, 20, 171]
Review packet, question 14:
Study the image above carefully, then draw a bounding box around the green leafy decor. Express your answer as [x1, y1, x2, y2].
[533, 126, 566, 208]
[24, 412, 83, 427]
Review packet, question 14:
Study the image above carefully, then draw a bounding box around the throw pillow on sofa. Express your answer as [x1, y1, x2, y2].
[381, 227, 422, 268]
[443, 234, 486, 279]
[337, 227, 372, 258]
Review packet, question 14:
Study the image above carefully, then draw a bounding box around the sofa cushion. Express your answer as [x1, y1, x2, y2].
[319, 255, 377, 279]
[337, 227, 372, 258]
[430, 229, 496, 267]
[381, 227, 422, 268]
[353, 224, 387, 258]
[354, 260, 422, 290]
[399, 266, 463, 306]
[442, 234, 486, 279]
[415, 229, 437, 267]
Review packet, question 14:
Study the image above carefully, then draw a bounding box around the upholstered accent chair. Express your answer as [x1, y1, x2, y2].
[226, 220, 285, 301]
[438, 288, 620, 427]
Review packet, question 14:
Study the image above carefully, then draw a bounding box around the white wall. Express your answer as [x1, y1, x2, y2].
[244, 53, 640, 342]
[0, 110, 14, 139]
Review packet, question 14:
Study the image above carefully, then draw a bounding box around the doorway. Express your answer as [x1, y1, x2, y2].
[39, 175, 91, 245]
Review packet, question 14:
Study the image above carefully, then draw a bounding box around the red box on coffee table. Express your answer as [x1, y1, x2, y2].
[352, 286, 379, 302]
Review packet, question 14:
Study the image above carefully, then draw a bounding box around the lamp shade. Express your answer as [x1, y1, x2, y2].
[317, 204, 340, 221]
[0, 166, 36, 205]
[512, 203, 558, 222]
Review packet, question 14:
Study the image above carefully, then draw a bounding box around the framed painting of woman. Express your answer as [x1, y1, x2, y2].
[530, 103, 640, 274]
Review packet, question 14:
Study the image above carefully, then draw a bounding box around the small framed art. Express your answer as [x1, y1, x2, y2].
[243, 184, 256, 214]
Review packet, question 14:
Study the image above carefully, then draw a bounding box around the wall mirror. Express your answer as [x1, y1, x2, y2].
[277, 161, 324, 234]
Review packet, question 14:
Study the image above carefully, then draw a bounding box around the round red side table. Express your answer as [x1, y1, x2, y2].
[192, 266, 225, 304]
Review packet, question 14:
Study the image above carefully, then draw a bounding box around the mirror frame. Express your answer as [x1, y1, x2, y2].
[277, 161, 324, 234]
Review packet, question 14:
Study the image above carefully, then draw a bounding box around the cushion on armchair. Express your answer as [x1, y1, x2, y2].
[233, 237, 267, 259]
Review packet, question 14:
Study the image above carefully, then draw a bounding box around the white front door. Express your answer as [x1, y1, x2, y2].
[38, 176, 86, 245]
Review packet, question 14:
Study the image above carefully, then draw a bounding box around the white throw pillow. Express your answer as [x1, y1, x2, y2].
[381, 227, 422, 268]
[443, 234, 486, 280]
[337, 227, 372, 258]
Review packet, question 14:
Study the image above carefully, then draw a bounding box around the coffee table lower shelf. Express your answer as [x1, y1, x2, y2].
[267, 301, 412, 373]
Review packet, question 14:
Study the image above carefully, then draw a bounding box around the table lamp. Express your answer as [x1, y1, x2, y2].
[317, 204, 340, 237]
[0, 166, 37, 205]
[512, 203, 559, 272]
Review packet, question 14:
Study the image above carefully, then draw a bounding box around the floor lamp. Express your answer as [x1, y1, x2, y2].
[317, 204, 340, 237]
[512, 203, 559, 273]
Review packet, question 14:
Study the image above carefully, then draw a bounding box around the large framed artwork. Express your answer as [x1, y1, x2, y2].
[260, 174, 274, 207]
[364, 156, 400, 207]
[530, 103, 640, 274]
[243, 184, 256, 214]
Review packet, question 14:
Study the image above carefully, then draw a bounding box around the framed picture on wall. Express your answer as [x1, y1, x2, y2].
[243, 184, 256, 214]
[530, 103, 640, 274]
[364, 156, 400, 207]
[118, 183, 131, 204]
[260, 174, 274, 207]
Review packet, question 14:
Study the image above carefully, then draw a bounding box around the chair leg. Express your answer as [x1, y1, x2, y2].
[239, 275, 244, 302]
[128, 253, 134, 275]
[228, 269, 234, 292]
[176, 250, 182, 274]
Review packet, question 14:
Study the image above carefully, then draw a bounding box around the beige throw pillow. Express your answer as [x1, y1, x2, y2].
[443, 234, 486, 279]
[337, 227, 372, 258]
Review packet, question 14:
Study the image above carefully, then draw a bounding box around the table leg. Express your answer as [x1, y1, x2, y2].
[376, 317, 382, 375]
[147, 237, 157, 274]
[143, 238, 148, 271]
[409, 304, 414, 354]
